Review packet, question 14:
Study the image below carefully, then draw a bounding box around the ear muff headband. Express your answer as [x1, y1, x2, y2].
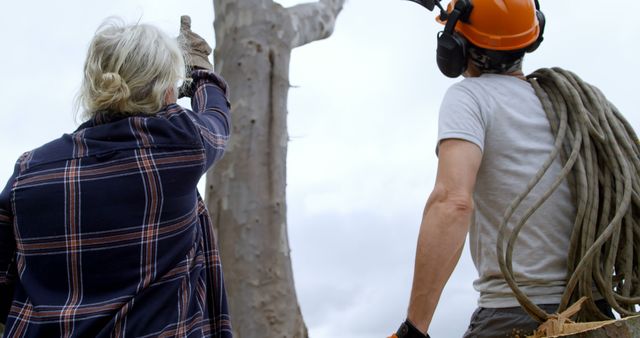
[436, 0, 472, 78]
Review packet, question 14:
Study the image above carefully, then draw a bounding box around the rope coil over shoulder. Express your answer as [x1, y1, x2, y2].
[496, 67, 640, 326]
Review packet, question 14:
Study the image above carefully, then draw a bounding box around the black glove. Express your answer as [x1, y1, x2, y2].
[392, 320, 430, 338]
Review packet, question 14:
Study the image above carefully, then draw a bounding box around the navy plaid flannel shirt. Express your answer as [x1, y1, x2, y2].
[0, 70, 233, 337]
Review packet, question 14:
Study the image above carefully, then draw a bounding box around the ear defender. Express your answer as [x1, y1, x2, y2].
[526, 0, 546, 53]
[436, 0, 473, 78]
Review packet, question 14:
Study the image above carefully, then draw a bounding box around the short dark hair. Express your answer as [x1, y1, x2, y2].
[468, 45, 525, 74]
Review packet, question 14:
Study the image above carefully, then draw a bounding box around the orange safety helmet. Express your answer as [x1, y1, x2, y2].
[437, 0, 542, 51]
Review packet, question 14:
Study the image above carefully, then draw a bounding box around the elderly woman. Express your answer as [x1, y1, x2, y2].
[0, 17, 232, 337]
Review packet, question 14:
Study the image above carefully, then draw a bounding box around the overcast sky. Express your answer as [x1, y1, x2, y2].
[1, 1, 639, 337]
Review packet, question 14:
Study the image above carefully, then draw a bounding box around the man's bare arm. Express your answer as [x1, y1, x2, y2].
[407, 138, 482, 334]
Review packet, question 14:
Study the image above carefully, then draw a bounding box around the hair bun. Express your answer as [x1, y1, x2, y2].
[94, 72, 131, 111]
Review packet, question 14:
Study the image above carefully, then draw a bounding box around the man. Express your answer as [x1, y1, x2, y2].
[0, 17, 233, 337]
[392, 1, 613, 337]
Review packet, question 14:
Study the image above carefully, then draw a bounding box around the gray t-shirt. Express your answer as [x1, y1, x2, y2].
[437, 74, 574, 308]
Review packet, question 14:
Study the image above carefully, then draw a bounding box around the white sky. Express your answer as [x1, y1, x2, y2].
[1, 1, 639, 337]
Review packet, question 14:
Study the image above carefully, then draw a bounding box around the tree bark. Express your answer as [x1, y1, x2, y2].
[207, 1, 345, 337]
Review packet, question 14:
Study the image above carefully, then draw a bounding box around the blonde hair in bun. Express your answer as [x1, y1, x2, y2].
[93, 72, 131, 112]
[77, 17, 185, 119]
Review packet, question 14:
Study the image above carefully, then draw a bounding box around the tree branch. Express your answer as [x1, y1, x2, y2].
[287, 0, 346, 48]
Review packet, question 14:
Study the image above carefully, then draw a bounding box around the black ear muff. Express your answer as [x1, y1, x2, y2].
[526, 0, 546, 53]
[436, 0, 473, 78]
[437, 31, 468, 78]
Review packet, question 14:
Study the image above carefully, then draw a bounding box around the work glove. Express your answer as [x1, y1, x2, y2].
[178, 15, 213, 70]
[388, 320, 430, 338]
[177, 15, 213, 98]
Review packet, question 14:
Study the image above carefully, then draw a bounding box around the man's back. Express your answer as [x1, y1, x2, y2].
[438, 74, 575, 307]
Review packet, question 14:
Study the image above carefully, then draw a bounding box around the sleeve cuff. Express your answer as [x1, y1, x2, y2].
[190, 70, 229, 96]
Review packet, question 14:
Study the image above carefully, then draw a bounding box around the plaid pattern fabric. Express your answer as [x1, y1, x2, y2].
[0, 70, 233, 337]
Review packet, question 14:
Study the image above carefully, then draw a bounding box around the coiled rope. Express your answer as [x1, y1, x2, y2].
[495, 67, 640, 324]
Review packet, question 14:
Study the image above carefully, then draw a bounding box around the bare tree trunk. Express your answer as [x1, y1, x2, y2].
[206, 1, 345, 337]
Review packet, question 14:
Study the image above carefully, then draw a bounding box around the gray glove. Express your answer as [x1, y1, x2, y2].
[178, 15, 213, 71]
